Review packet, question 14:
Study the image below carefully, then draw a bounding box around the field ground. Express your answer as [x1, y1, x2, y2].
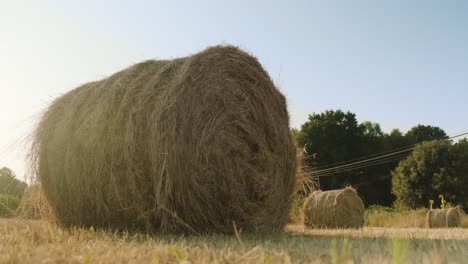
[1, 218, 468, 264]
[364, 207, 468, 228]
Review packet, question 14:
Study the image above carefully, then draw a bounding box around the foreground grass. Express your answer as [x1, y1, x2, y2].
[1, 219, 468, 263]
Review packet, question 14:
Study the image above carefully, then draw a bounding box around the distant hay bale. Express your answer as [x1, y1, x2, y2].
[16, 184, 53, 220]
[30, 45, 297, 233]
[302, 187, 365, 228]
[426, 209, 447, 228]
[446, 208, 461, 228]
[426, 208, 461, 228]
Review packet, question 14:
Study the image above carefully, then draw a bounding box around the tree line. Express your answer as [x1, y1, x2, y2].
[294, 109, 468, 209]
[0, 167, 27, 217]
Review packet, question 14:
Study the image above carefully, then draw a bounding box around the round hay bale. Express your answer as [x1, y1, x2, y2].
[16, 184, 53, 220]
[30, 45, 297, 233]
[426, 209, 447, 228]
[446, 208, 461, 228]
[302, 187, 365, 228]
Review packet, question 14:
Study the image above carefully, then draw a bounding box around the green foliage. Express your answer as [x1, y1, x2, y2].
[295, 109, 463, 208]
[297, 110, 367, 190]
[391, 140, 460, 209]
[330, 238, 352, 264]
[298, 110, 363, 167]
[0, 167, 27, 217]
[0, 167, 27, 198]
[361, 121, 383, 138]
[297, 110, 397, 206]
[0, 193, 20, 217]
[170, 246, 185, 261]
[392, 238, 409, 264]
[452, 139, 468, 208]
[366, 204, 394, 213]
[83, 251, 93, 264]
[405, 125, 448, 144]
[382, 129, 410, 150]
[330, 239, 338, 264]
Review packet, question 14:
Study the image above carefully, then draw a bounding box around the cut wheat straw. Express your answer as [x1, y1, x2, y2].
[30, 45, 297, 234]
[302, 187, 365, 229]
[427, 208, 462, 228]
[16, 184, 53, 220]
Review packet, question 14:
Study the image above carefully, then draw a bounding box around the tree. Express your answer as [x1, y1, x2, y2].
[391, 140, 459, 209]
[295, 110, 461, 208]
[361, 121, 383, 138]
[298, 110, 364, 168]
[360, 121, 385, 156]
[297, 110, 401, 206]
[0, 167, 27, 198]
[356, 121, 396, 206]
[297, 110, 366, 190]
[406, 125, 448, 144]
[0, 194, 19, 217]
[383, 129, 410, 150]
[452, 139, 468, 208]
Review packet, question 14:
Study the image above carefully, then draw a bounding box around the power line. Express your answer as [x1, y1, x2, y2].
[311, 131, 468, 171]
[311, 132, 467, 178]
[310, 153, 409, 177]
[307, 131, 468, 178]
[449, 131, 468, 140]
[311, 145, 414, 171]
[311, 154, 408, 177]
[310, 148, 412, 176]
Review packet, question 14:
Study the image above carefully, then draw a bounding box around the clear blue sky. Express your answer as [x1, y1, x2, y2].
[1, 0, 467, 180]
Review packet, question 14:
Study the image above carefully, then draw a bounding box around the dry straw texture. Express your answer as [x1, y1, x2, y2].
[426, 209, 447, 228]
[16, 184, 53, 220]
[445, 208, 461, 227]
[302, 187, 365, 228]
[294, 148, 319, 194]
[426, 208, 461, 228]
[30, 45, 296, 234]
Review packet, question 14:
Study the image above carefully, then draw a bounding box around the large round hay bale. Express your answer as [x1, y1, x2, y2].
[16, 184, 53, 220]
[30, 45, 296, 233]
[426, 209, 447, 228]
[302, 187, 365, 228]
[446, 208, 461, 228]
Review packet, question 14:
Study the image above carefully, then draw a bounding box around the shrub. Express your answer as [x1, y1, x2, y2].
[392, 140, 459, 209]
[0, 194, 20, 217]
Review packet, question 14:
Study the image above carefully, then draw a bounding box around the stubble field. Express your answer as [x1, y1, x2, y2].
[1, 213, 467, 264]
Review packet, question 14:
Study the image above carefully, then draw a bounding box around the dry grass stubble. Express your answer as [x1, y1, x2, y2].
[1, 219, 468, 264]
